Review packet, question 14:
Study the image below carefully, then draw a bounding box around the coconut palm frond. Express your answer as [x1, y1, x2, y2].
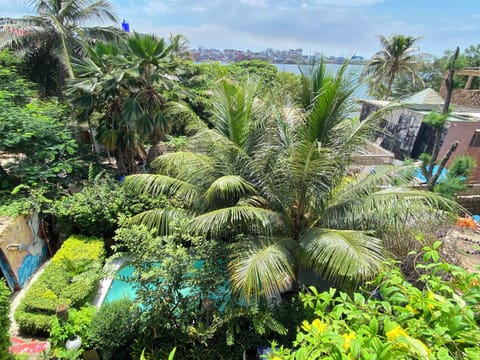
[205, 175, 257, 201]
[190, 206, 284, 238]
[320, 179, 457, 232]
[298, 56, 327, 109]
[229, 237, 296, 300]
[124, 174, 200, 204]
[327, 165, 415, 208]
[150, 151, 217, 187]
[288, 140, 337, 197]
[131, 208, 191, 235]
[70, 0, 118, 24]
[79, 26, 124, 42]
[328, 103, 397, 159]
[300, 228, 385, 286]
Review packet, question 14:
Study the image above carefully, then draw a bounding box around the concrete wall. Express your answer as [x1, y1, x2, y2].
[438, 120, 480, 183]
[0, 214, 48, 290]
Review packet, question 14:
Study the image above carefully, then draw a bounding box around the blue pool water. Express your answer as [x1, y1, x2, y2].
[105, 264, 136, 303]
[104, 262, 231, 309]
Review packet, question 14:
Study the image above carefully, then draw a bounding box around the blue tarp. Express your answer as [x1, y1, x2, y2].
[415, 166, 448, 183]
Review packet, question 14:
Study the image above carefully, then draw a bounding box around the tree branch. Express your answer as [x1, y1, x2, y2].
[428, 141, 459, 191]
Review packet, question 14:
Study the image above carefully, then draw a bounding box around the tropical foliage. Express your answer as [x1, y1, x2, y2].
[364, 34, 423, 99]
[0, 280, 10, 360]
[69, 32, 193, 174]
[113, 224, 287, 359]
[0, 0, 119, 96]
[0, 50, 78, 190]
[270, 242, 480, 360]
[125, 59, 454, 302]
[15, 235, 104, 335]
[434, 156, 476, 199]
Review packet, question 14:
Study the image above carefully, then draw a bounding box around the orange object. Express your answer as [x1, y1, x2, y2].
[456, 217, 477, 229]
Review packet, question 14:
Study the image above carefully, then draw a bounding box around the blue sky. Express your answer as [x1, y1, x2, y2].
[2, 0, 479, 57]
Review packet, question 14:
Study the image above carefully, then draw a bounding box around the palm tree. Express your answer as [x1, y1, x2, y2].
[69, 33, 190, 174]
[363, 34, 423, 100]
[68, 39, 140, 174]
[124, 62, 455, 301]
[0, 0, 119, 96]
[122, 32, 182, 167]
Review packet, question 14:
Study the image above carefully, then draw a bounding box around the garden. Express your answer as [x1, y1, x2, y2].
[1, 1, 480, 359]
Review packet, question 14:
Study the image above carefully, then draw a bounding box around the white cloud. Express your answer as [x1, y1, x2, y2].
[240, 0, 268, 7]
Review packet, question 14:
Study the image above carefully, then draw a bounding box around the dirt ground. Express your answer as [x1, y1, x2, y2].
[442, 228, 480, 272]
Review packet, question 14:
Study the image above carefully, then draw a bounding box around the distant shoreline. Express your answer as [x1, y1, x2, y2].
[194, 59, 366, 66]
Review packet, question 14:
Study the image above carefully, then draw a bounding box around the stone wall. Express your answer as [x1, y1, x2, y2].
[359, 102, 380, 121]
[439, 85, 480, 107]
[380, 109, 424, 160]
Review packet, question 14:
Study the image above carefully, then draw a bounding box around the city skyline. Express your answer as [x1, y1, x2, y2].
[190, 46, 364, 64]
[1, 1, 479, 58]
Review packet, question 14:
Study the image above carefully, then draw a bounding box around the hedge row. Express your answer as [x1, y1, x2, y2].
[15, 235, 105, 336]
[0, 280, 10, 360]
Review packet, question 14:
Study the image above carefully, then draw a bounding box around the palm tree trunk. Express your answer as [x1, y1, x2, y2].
[427, 47, 459, 185]
[146, 142, 164, 169]
[146, 130, 165, 169]
[115, 148, 138, 176]
[427, 130, 443, 180]
[442, 47, 459, 114]
[384, 71, 396, 100]
[0, 163, 8, 179]
[428, 141, 459, 191]
[56, 62, 65, 100]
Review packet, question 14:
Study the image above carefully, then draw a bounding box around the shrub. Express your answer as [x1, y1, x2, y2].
[0, 280, 11, 360]
[15, 235, 104, 336]
[270, 242, 480, 359]
[89, 298, 138, 360]
[49, 305, 97, 351]
[50, 179, 125, 237]
[50, 178, 169, 238]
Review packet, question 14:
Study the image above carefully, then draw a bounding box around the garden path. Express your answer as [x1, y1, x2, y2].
[8, 259, 51, 357]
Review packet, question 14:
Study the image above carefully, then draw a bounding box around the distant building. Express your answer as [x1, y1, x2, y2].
[359, 88, 480, 182]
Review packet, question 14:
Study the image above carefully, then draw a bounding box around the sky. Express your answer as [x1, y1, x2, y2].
[1, 0, 479, 58]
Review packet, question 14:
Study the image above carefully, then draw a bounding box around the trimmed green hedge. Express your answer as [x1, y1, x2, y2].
[0, 280, 10, 360]
[15, 235, 104, 336]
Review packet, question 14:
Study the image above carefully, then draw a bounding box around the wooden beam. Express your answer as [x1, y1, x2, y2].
[456, 69, 480, 77]
[465, 75, 474, 89]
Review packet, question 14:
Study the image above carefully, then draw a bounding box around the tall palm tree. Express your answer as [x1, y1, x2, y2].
[69, 33, 190, 174]
[124, 63, 454, 301]
[68, 39, 140, 174]
[0, 0, 119, 96]
[122, 32, 181, 167]
[363, 34, 423, 100]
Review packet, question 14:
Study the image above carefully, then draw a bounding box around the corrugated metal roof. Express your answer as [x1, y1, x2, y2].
[400, 88, 444, 106]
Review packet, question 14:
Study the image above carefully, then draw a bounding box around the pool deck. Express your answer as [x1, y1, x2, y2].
[92, 257, 128, 308]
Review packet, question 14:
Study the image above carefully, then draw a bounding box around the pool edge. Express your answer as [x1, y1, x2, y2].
[92, 257, 128, 308]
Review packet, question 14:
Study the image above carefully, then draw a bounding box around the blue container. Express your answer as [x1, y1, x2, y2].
[121, 20, 130, 33]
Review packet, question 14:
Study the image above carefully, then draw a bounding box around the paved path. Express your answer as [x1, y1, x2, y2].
[8, 260, 51, 356]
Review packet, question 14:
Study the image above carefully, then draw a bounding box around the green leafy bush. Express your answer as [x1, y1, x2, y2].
[0, 280, 11, 360]
[50, 177, 169, 237]
[15, 235, 104, 336]
[89, 298, 138, 360]
[50, 179, 125, 237]
[0, 50, 80, 192]
[270, 242, 480, 359]
[49, 305, 97, 351]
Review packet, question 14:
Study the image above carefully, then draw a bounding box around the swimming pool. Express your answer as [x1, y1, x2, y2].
[104, 263, 136, 303]
[103, 261, 231, 309]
